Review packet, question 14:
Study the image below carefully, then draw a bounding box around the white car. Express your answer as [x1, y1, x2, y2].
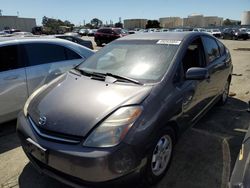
[206, 29, 222, 38]
[193, 28, 206, 32]
[0, 37, 94, 124]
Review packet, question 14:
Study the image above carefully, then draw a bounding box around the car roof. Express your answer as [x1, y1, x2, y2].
[0, 36, 78, 45]
[117, 32, 203, 41]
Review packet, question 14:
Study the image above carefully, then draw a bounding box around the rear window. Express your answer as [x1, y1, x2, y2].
[217, 40, 225, 56]
[24, 43, 67, 66]
[113, 29, 122, 34]
[202, 37, 220, 64]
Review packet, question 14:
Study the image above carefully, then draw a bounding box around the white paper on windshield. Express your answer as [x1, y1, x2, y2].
[157, 40, 181, 45]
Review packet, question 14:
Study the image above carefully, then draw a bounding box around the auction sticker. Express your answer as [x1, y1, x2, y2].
[157, 40, 181, 45]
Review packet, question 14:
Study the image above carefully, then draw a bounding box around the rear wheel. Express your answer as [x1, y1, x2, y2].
[218, 79, 230, 105]
[142, 127, 175, 185]
[96, 39, 102, 46]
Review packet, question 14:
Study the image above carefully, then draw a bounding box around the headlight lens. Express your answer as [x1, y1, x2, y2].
[83, 106, 143, 147]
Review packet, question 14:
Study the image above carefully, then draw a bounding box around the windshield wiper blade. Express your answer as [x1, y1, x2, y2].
[74, 68, 105, 78]
[105, 73, 143, 85]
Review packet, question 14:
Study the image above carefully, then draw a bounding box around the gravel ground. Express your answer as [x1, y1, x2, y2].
[0, 38, 250, 188]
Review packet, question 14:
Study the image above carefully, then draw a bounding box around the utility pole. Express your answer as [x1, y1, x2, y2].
[0, 10, 2, 16]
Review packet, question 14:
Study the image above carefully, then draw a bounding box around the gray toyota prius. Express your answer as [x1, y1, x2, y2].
[17, 32, 233, 186]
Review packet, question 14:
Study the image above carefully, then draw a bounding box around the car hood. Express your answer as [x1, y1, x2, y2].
[28, 72, 152, 137]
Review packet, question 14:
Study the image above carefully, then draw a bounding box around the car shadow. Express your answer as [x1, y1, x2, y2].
[0, 119, 21, 154]
[156, 97, 249, 188]
[18, 97, 249, 188]
[18, 163, 71, 188]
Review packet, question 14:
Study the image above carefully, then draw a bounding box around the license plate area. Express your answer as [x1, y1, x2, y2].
[26, 138, 48, 164]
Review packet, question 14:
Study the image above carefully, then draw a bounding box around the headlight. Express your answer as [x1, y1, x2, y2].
[83, 106, 143, 147]
[23, 84, 48, 116]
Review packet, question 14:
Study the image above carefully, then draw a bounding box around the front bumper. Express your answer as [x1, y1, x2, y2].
[17, 112, 144, 186]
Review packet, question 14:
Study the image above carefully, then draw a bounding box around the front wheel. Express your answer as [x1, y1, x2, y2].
[142, 127, 175, 185]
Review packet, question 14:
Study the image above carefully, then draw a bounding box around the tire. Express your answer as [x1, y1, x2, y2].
[218, 79, 230, 105]
[96, 39, 102, 47]
[142, 127, 175, 185]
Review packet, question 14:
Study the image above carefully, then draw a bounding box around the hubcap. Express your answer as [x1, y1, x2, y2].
[222, 81, 229, 102]
[151, 135, 172, 176]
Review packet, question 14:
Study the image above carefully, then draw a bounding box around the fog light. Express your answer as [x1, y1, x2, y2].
[110, 148, 136, 174]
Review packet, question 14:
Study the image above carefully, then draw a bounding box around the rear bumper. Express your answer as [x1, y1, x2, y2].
[17, 112, 145, 186]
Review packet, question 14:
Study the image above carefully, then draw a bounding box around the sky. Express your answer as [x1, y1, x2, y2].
[0, 0, 250, 26]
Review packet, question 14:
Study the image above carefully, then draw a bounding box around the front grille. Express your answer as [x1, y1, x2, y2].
[28, 116, 82, 144]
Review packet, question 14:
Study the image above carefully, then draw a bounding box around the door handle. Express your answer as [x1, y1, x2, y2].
[3, 75, 19, 80]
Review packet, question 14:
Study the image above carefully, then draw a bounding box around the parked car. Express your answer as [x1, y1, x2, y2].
[222, 28, 249, 40]
[79, 29, 89, 36]
[193, 28, 206, 32]
[94, 27, 127, 46]
[17, 32, 232, 187]
[53, 34, 94, 49]
[206, 29, 222, 38]
[87, 29, 97, 36]
[3, 29, 21, 34]
[11, 32, 34, 37]
[161, 28, 169, 32]
[0, 37, 94, 124]
[229, 125, 250, 188]
[239, 28, 250, 38]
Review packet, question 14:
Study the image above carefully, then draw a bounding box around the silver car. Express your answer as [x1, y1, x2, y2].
[0, 37, 94, 123]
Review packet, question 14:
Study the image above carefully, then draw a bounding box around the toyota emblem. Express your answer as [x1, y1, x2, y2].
[38, 116, 47, 126]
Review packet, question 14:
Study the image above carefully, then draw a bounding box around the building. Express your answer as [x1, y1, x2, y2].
[0, 16, 36, 32]
[183, 14, 223, 27]
[183, 14, 204, 27]
[159, 17, 183, 28]
[204, 16, 223, 27]
[241, 11, 250, 25]
[124, 19, 147, 30]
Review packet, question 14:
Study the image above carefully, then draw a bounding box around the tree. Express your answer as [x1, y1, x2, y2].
[114, 22, 123, 28]
[84, 23, 94, 29]
[41, 16, 75, 34]
[223, 19, 233, 26]
[146, 20, 160, 29]
[90, 18, 103, 28]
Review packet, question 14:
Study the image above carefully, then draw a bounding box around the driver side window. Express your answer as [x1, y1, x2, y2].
[174, 38, 206, 84]
[182, 38, 205, 73]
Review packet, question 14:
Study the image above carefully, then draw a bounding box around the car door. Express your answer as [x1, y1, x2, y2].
[202, 36, 223, 102]
[0, 44, 28, 123]
[175, 37, 212, 127]
[22, 42, 85, 95]
[202, 36, 228, 100]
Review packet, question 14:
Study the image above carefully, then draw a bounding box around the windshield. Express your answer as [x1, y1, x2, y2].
[78, 40, 179, 83]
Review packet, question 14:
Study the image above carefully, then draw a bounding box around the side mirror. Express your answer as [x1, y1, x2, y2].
[185, 67, 210, 80]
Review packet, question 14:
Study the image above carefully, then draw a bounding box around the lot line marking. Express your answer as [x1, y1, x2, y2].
[234, 128, 248, 133]
[221, 139, 231, 188]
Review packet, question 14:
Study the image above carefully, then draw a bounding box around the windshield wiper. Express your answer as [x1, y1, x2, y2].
[74, 68, 143, 85]
[74, 68, 105, 79]
[105, 73, 143, 85]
